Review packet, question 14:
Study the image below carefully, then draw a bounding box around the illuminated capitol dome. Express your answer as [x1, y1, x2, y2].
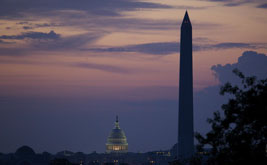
[106, 116, 128, 153]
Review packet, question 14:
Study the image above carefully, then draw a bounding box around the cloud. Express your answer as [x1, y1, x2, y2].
[23, 26, 33, 30]
[205, 0, 267, 7]
[211, 51, 267, 84]
[1, 2, 211, 34]
[0, 1, 213, 36]
[84, 41, 267, 55]
[2, 36, 264, 56]
[22, 23, 62, 30]
[195, 42, 267, 51]
[213, 42, 256, 49]
[257, 3, 267, 8]
[195, 50, 267, 135]
[12, 18, 183, 33]
[86, 42, 179, 55]
[0, 31, 60, 40]
[15, 21, 62, 30]
[173, 5, 209, 10]
[204, 0, 249, 6]
[31, 32, 104, 50]
[35, 23, 62, 28]
[195, 42, 266, 51]
[16, 21, 29, 25]
[0, 31, 105, 55]
[0, 0, 172, 18]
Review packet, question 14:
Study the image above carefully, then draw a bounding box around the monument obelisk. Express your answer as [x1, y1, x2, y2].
[178, 11, 194, 159]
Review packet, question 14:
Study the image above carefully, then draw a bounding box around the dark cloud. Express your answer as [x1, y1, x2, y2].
[0, 31, 104, 55]
[213, 42, 256, 49]
[35, 23, 62, 28]
[224, 2, 248, 6]
[84, 41, 266, 55]
[174, 5, 208, 10]
[2, 3, 212, 33]
[195, 42, 267, 51]
[204, 0, 267, 7]
[16, 21, 29, 25]
[23, 26, 33, 30]
[193, 37, 214, 43]
[203, 0, 249, 6]
[211, 51, 267, 84]
[15, 21, 62, 30]
[12, 18, 179, 33]
[31, 32, 104, 51]
[257, 3, 267, 8]
[86, 42, 179, 55]
[0, 1, 213, 35]
[0, 31, 60, 40]
[2, 37, 264, 56]
[195, 51, 267, 135]
[0, 0, 171, 18]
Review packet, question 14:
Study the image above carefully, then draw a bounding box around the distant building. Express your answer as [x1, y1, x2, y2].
[56, 150, 74, 157]
[106, 116, 128, 154]
[50, 158, 78, 165]
[0, 146, 175, 165]
[15, 146, 36, 157]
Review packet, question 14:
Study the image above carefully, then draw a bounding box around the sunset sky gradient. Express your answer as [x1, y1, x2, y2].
[0, 0, 267, 154]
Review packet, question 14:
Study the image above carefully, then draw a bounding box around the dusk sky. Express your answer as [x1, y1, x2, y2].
[1, 0, 267, 154]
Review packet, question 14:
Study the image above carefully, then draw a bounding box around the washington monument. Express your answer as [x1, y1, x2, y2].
[178, 11, 194, 159]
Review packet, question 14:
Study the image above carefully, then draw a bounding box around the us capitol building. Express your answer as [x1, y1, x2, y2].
[106, 116, 128, 153]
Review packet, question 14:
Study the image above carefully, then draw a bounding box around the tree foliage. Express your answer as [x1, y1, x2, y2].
[196, 69, 267, 165]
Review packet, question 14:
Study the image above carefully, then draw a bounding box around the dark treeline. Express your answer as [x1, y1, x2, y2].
[194, 69, 267, 165]
[0, 145, 176, 165]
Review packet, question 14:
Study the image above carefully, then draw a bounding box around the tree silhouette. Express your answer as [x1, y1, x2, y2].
[195, 69, 267, 165]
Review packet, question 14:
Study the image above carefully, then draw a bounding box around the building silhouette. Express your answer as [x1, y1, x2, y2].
[106, 116, 128, 154]
[178, 11, 194, 160]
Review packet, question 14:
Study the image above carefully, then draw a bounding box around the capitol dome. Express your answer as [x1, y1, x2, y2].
[106, 116, 128, 153]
